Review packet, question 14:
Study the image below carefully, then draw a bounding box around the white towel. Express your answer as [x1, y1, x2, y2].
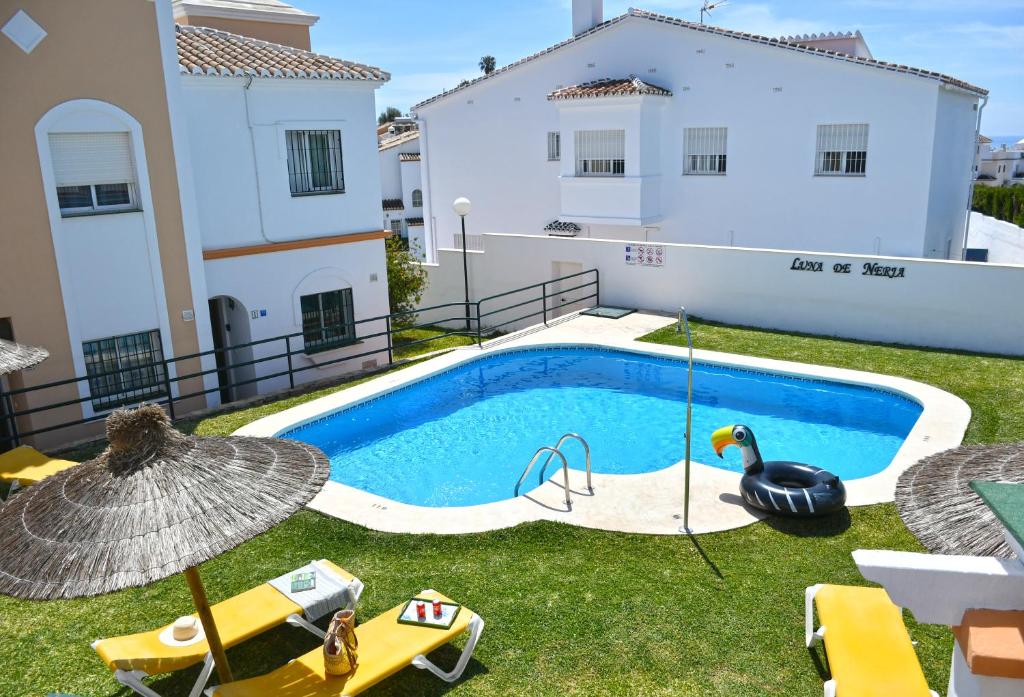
[268, 560, 353, 621]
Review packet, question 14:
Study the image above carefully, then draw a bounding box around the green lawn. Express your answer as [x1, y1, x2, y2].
[2, 319, 1021, 696]
[391, 324, 476, 361]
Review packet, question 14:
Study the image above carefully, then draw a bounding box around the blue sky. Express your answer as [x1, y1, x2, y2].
[304, 0, 1023, 135]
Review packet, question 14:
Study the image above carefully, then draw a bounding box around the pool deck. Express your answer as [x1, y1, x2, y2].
[237, 311, 971, 536]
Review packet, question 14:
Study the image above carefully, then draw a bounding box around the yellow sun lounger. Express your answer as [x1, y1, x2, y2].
[0, 445, 77, 498]
[93, 561, 364, 697]
[208, 589, 484, 697]
[805, 584, 939, 697]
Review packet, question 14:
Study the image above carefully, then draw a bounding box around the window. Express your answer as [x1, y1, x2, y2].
[390, 219, 404, 238]
[815, 124, 868, 176]
[683, 127, 728, 175]
[301, 288, 355, 354]
[286, 129, 345, 195]
[83, 330, 166, 411]
[575, 129, 625, 176]
[411, 189, 423, 207]
[49, 132, 138, 216]
[547, 131, 561, 161]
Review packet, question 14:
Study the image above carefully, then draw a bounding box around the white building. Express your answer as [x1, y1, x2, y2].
[0, 0, 392, 448]
[976, 139, 1024, 188]
[175, 4, 392, 401]
[413, 1, 987, 261]
[378, 120, 426, 258]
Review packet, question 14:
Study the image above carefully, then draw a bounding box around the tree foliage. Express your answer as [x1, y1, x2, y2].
[385, 235, 429, 324]
[377, 106, 402, 125]
[972, 185, 1024, 228]
[478, 55, 496, 75]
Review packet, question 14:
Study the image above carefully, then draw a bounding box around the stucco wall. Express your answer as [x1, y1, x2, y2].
[419, 233, 1023, 356]
[417, 16, 977, 260]
[180, 78, 385, 250]
[204, 239, 391, 394]
[175, 14, 311, 50]
[0, 0, 206, 446]
[966, 212, 1024, 264]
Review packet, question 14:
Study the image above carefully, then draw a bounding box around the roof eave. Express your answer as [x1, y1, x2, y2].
[412, 8, 986, 110]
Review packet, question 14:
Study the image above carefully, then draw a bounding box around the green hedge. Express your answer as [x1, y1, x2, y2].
[972, 185, 1024, 227]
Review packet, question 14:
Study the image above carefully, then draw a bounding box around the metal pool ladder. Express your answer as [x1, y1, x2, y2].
[514, 433, 592, 509]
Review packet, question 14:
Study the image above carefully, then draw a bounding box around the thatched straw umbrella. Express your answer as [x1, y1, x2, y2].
[896, 443, 1024, 557]
[0, 337, 48, 375]
[0, 404, 328, 684]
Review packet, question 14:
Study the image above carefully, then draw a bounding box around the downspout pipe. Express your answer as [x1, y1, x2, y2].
[962, 92, 988, 258]
[243, 73, 274, 244]
[412, 114, 437, 263]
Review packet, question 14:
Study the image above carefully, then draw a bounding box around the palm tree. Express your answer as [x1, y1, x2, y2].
[479, 55, 496, 75]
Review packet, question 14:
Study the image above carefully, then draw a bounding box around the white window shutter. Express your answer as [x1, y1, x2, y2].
[48, 132, 135, 187]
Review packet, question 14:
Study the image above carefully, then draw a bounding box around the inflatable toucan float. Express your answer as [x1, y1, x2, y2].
[711, 424, 847, 517]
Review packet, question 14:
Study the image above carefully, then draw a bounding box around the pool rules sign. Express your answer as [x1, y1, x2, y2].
[625, 243, 664, 267]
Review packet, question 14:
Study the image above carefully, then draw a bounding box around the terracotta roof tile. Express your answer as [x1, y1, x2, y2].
[549, 76, 671, 100]
[544, 220, 582, 235]
[405, 217, 424, 226]
[398, 152, 421, 162]
[176, 24, 388, 81]
[413, 8, 984, 110]
[378, 129, 419, 151]
[382, 198, 404, 211]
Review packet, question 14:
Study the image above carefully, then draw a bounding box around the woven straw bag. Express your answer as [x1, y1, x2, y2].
[323, 609, 358, 677]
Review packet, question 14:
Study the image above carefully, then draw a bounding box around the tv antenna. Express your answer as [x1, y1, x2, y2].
[700, 0, 728, 24]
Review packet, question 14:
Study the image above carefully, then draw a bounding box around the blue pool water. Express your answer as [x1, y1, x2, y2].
[284, 348, 922, 507]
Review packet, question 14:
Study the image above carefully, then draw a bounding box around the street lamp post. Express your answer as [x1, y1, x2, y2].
[452, 197, 473, 331]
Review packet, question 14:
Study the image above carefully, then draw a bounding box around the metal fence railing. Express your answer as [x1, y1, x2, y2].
[0, 269, 599, 449]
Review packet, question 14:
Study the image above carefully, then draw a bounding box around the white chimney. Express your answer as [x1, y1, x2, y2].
[572, 0, 603, 36]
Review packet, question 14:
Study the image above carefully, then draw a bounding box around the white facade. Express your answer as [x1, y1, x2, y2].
[414, 6, 985, 261]
[378, 127, 426, 258]
[180, 74, 391, 396]
[977, 143, 1024, 187]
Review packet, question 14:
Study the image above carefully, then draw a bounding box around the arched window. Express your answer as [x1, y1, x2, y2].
[411, 189, 423, 207]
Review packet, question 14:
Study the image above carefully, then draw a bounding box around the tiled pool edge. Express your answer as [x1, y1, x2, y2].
[235, 316, 971, 535]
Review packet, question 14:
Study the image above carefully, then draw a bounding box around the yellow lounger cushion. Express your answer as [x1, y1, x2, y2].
[815, 584, 932, 697]
[0, 445, 77, 486]
[212, 591, 473, 697]
[94, 561, 355, 676]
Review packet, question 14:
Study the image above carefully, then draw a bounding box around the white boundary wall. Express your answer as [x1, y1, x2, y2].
[419, 233, 1024, 356]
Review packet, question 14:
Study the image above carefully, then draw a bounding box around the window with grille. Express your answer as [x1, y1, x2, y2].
[547, 131, 561, 161]
[286, 129, 345, 195]
[301, 288, 355, 354]
[575, 129, 625, 176]
[49, 132, 138, 216]
[815, 124, 868, 176]
[411, 189, 423, 207]
[683, 127, 728, 175]
[82, 329, 165, 411]
[390, 219, 404, 238]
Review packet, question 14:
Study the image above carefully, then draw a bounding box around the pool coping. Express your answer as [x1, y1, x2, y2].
[235, 323, 971, 536]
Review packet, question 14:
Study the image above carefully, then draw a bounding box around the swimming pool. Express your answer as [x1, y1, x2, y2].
[283, 347, 922, 508]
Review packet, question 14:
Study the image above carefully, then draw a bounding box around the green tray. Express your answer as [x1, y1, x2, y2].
[396, 597, 461, 630]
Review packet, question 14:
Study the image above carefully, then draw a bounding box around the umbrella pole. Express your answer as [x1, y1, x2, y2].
[184, 566, 234, 684]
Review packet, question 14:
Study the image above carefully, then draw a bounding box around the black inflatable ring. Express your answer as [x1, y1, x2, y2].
[740, 461, 847, 517]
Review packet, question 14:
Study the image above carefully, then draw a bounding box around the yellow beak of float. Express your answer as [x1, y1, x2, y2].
[710, 425, 738, 458]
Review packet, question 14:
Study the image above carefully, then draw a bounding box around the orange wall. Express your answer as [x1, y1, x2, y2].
[176, 14, 311, 50]
[0, 0, 204, 447]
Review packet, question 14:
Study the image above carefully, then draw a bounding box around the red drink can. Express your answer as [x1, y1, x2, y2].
[416, 601, 426, 620]
[433, 599, 443, 618]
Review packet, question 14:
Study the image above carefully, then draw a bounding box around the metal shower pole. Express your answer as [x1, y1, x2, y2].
[677, 306, 694, 534]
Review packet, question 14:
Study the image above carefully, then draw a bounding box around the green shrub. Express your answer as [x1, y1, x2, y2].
[972, 185, 1024, 227]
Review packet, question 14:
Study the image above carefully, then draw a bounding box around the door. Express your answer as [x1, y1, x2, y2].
[550, 261, 585, 318]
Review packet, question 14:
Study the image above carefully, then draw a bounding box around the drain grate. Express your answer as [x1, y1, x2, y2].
[580, 306, 637, 319]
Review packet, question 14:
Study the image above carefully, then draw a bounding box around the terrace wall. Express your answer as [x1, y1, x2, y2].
[419, 234, 1024, 356]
